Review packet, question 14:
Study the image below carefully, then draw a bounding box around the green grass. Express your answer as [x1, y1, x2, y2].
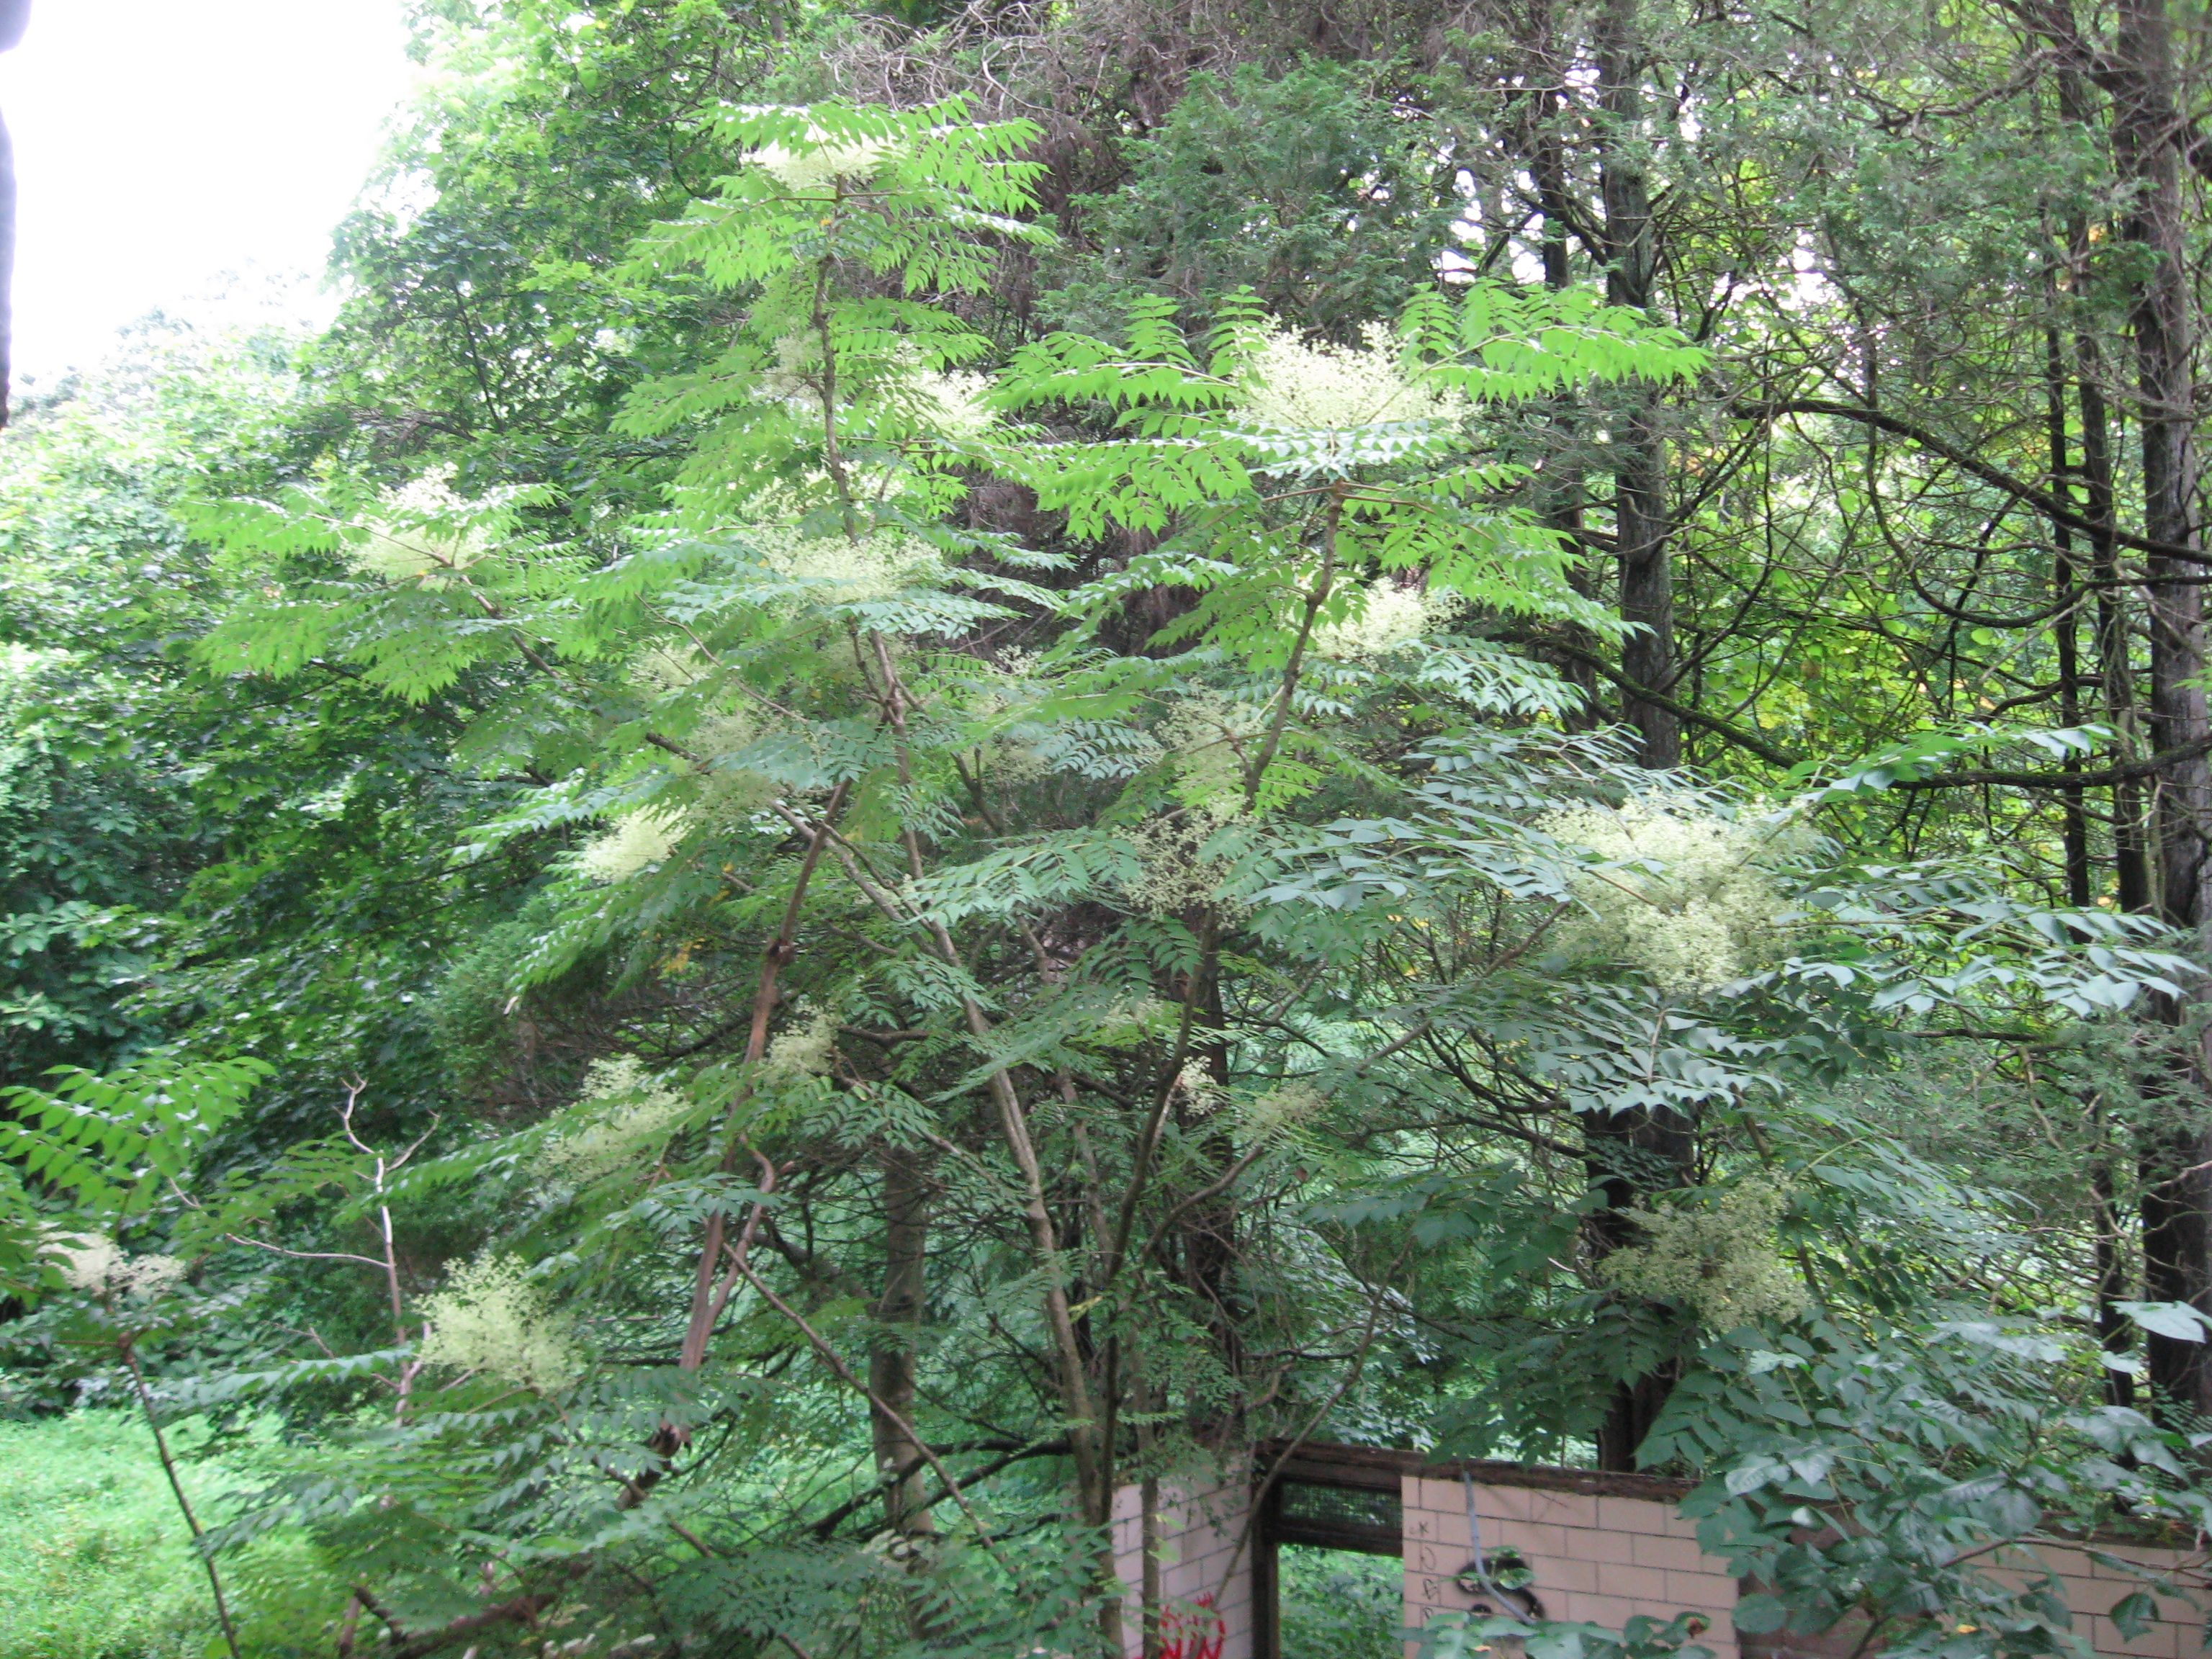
[0, 1411, 235, 1659]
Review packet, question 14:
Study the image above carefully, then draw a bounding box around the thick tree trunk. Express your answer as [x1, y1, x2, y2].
[1594, 0, 1678, 769]
[1586, 1103, 1694, 1471]
[869, 1147, 935, 1534]
[2106, 0, 2212, 1424]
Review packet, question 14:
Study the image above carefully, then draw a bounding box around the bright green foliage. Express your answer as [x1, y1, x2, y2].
[5, 12, 2212, 1659]
[1277, 1546, 1403, 1659]
[0, 1413, 239, 1659]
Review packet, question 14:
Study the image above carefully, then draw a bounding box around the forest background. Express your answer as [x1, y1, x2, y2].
[6, 2, 2212, 1658]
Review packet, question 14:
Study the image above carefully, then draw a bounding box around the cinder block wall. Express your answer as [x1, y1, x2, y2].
[1112, 1478, 1256, 1659]
[2005, 1544, 2205, 1659]
[1403, 1468, 2207, 1659]
[1402, 1473, 1740, 1659]
[1115, 1455, 2205, 1659]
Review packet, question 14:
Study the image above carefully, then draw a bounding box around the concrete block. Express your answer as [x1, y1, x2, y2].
[1560, 1592, 1641, 1629]
[1570, 1527, 1640, 1567]
[1660, 1570, 1738, 1614]
[1596, 1496, 1672, 1536]
[1539, 1556, 1602, 1595]
[1528, 1491, 1603, 1529]
[1629, 1533, 1710, 1573]
[1476, 1483, 1537, 1524]
[2088, 1614, 2181, 1659]
[1591, 1563, 1671, 1602]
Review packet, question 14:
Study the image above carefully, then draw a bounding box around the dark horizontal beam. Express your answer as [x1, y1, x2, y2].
[1257, 1439, 1693, 1502]
[1263, 1516, 1404, 1556]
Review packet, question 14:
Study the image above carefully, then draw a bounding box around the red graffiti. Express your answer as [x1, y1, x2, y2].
[1158, 1593, 1226, 1659]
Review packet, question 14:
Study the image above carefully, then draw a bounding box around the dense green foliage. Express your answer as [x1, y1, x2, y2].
[5, 4, 2212, 1659]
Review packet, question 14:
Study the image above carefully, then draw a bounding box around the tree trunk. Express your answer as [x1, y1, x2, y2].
[1593, 0, 1677, 768]
[2077, 343, 2154, 914]
[1586, 1102, 1694, 1471]
[1532, 60, 1601, 725]
[869, 1146, 935, 1534]
[2045, 320, 2092, 909]
[2106, 0, 2212, 1424]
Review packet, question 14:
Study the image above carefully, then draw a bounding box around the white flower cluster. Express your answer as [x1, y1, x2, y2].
[763, 1004, 839, 1082]
[577, 806, 690, 884]
[45, 1230, 185, 1299]
[1122, 818, 1250, 919]
[417, 1252, 580, 1392]
[351, 464, 497, 584]
[541, 1056, 693, 1182]
[745, 525, 942, 605]
[1236, 323, 1467, 433]
[750, 130, 904, 192]
[1312, 580, 1463, 660]
[1241, 1080, 1326, 1136]
[1157, 691, 1269, 815]
[903, 368, 995, 441]
[1598, 1178, 1806, 1329]
[1547, 800, 1790, 994]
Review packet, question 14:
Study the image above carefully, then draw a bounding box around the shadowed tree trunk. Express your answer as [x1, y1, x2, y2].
[2103, 0, 2212, 1425]
[1593, 0, 1677, 770]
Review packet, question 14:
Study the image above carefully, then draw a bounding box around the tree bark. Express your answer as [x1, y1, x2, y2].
[1594, 0, 1678, 769]
[869, 1146, 935, 1534]
[1586, 1102, 1694, 1471]
[1531, 36, 1601, 725]
[2105, 0, 2212, 1424]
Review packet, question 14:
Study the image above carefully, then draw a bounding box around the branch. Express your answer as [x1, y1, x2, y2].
[1542, 638, 1803, 767]
[1743, 397, 2212, 569]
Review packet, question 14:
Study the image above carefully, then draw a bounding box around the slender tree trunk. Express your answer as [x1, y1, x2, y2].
[2046, 320, 2093, 908]
[1533, 66, 1601, 725]
[2094, 1149, 2139, 1408]
[2079, 347, 2154, 913]
[2105, 0, 2212, 1424]
[869, 1146, 935, 1534]
[1594, 0, 1678, 768]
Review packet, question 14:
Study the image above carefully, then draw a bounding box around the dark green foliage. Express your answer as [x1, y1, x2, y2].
[1051, 63, 1461, 336]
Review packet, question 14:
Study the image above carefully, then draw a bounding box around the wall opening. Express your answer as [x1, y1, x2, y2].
[1254, 1473, 1403, 1659]
[1276, 1547, 1402, 1659]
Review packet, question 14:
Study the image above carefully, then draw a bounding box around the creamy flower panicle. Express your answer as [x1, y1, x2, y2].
[1235, 323, 1467, 433]
[577, 806, 691, 884]
[417, 1252, 581, 1392]
[1548, 800, 1794, 994]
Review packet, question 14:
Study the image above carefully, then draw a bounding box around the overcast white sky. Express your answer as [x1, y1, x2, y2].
[0, 0, 415, 387]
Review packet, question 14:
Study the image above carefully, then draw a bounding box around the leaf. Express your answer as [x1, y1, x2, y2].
[1732, 1595, 1789, 1635]
[2110, 1593, 2159, 1640]
[2114, 1301, 2212, 1343]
